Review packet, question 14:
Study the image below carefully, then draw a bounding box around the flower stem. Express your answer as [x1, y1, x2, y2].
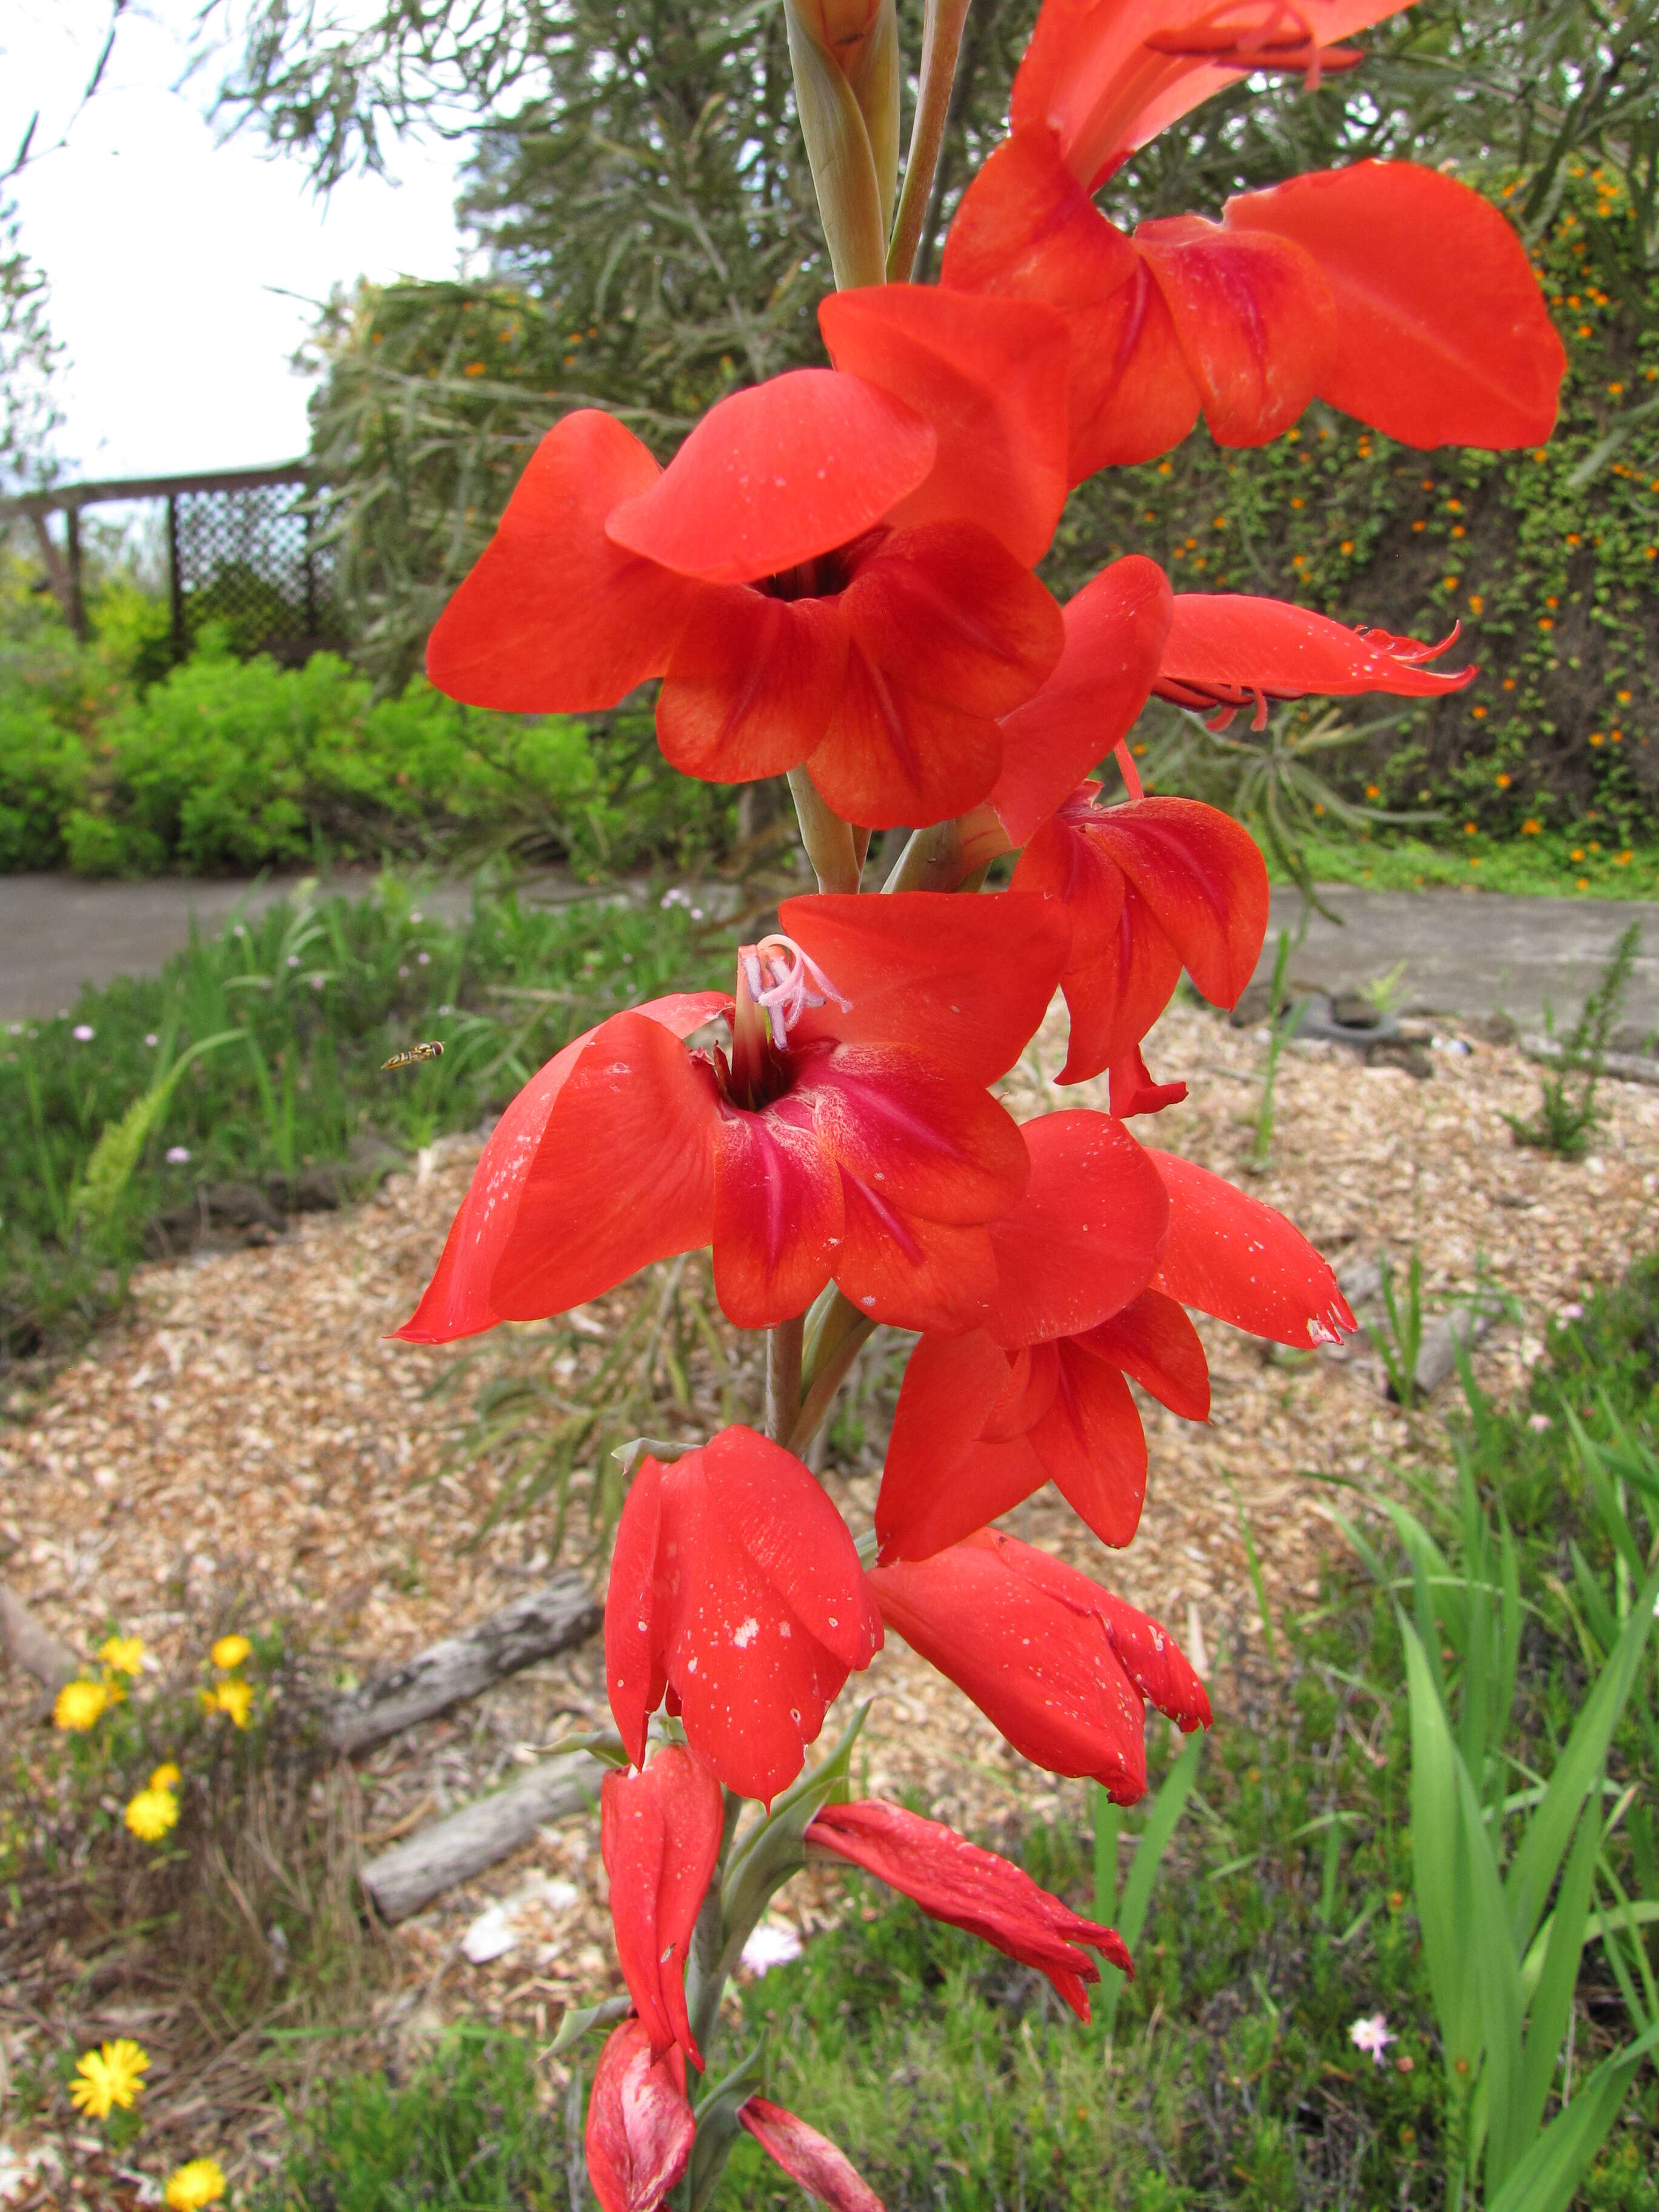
[789, 1299, 876, 1456]
[765, 1313, 805, 1444]
[883, 803, 1009, 893]
[887, 0, 974, 281]
[786, 768, 862, 893]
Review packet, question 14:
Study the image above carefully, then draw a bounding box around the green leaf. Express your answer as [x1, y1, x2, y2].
[1508, 1801, 1600, 2176]
[1401, 1617, 1483, 2071]
[1486, 2025, 1659, 2212]
[71, 1030, 240, 1229]
[548, 1992, 631, 2057]
[1099, 1731, 1202, 2032]
[1504, 1554, 1659, 1954]
[687, 2036, 768, 2212]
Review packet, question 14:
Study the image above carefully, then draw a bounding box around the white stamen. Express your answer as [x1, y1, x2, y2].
[749, 933, 852, 1048]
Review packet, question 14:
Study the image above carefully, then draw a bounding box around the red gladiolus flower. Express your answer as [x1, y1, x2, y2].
[585, 2019, 695, 2212]
[738, 2098, 886, 2212]
[807, 1798, 1132, 2017]
[397, 892, 1068, 1344]
[1154, 593, 1476, 731]
[868, 1527, 1209, 1799]
[878, 1286, 1205, 1561]
[426, 287, 1071, 828]
[944, 16, 1563, 480]
[601, 1746, 725, 2069]
[879, 1141, 1353, 1559]
[606, 1427, 883, 1804]
[1012, 785, 1269, 1101]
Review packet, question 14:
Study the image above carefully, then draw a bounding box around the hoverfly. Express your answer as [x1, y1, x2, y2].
[381, 1041, 445, 1071]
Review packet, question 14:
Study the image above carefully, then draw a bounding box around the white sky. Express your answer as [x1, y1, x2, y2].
[4, 1, 468, 479]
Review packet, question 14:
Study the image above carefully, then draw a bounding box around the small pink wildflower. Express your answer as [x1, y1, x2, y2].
[1349, 2013, 1396, 2066]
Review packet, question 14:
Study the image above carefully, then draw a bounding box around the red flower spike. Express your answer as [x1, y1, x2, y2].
[738, 2099, 886, 2212]
[601, 1746, 725, 2069]
[429, 357, 1068, 829]
[1149, 1148, 1356, 1346]
[819, 286, 1072, 568]
[809, 1801, 1130, 2017]
[1013, 1, 1406, 189]
[1223, 162, 1567, 449]
[991, 556, 1174, 848]
[401, 896, 1067, 1344]
[868, 1528, 1208, 1797]
[1130, 214, 1336, 447]
[606, 1427, 882, 1803]
[606, 369, 936, 585]
[585, 2019, 695, 2212]
[1013, 789, 1267, 1096]
[1154, 593, 1475, 732]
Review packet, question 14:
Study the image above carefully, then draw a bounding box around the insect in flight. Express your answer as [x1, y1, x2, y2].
[381, 1041, 445, 1071]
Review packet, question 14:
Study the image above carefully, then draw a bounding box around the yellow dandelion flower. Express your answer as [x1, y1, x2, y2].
[69, 2039, 150, 2120]
[126, 1786, 179, 1843]
[212, 1634, 252, 1672]
[53, 1678, 109, 1732]
[98, 1634, 146, 1677]
[207, 1678, 254, 1729]
[165, 2157, 228, 2210]
[150, 1761, 182, 1792]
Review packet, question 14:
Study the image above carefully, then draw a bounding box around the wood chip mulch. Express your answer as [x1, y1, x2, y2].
[2, 993, 1655, 2194]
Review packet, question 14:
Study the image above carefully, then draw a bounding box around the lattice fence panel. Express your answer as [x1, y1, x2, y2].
[173, 481, 339, 657]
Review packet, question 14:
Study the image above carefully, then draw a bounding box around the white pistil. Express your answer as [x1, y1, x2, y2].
[746, 934, 852, 1048]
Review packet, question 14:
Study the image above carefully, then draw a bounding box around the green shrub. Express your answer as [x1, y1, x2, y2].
[0, 697, 82, 866]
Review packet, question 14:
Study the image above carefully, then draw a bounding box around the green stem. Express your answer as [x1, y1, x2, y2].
[765, 1313, 805, 1444]
[883, 803, 1008, 893]
[789, 1292, 876, 1456]
[887, 0, 974, 281]
[787, 767, 862, 893]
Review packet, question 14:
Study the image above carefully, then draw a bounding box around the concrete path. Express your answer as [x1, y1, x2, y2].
[1259, 885, 1659, 1036]
[1, 868, 1655, 1033]
[0, 868, 577, 1021]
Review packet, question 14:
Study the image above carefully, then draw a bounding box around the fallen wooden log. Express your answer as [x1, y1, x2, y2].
[327, 1571, 601, 1755]
[1, 1582, 80, 1692]
[360, 1752, 606, 1922]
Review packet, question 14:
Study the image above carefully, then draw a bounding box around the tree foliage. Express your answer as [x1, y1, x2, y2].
[0, 195, 62, 497]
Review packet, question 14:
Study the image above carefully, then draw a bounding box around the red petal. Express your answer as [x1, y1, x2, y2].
[876, 1331, 1045, 1562]
[397, 995, 725, 1344]
[808, 1798, 1131, 2016]
[657, 588, 847, 783]
[1133, 216, 1336, 447]
[585, 2020, 694, 2212]
[868, 1536, 1150, 1795]
[711, 1099, 844, 1329]
[1011, 796, 1127, 972]
[1078, 1286, 1210, 1419]
[605, 369, 935, 585]
[426, 411, 694, 712]
[1030, 1342, 1147, 1547]
[1108, 1042, 1189, 1119]
[1156, 594, 1475, 722]
[1085, 797, 1267, 1008]
[1148, 1148, 1356, 1347]
[984, 1110, 1169, 1347]
[739, 2099, 886, 2212]
[986, 1529, 1210, 1731]
[1224, 161, 1566, 448]
[657, 1447, 862, 1801]
[782, 890, 1072, 1087]
[835, 1186, 1002, 1336]
[601, 1747, 723, 2066]
[606, 1456, 665, 1770]
[809, 524, 1064, 830]
[800, 1045, 1031, 1227]
[702, 1426, 882, 1672]
[942, 129, 1201, 479]
[991, 558, 1173, 847]
[486, 1010, 722, 1322]
[820, 284, 1071, 567]
[1013, 1, 1407, 184]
